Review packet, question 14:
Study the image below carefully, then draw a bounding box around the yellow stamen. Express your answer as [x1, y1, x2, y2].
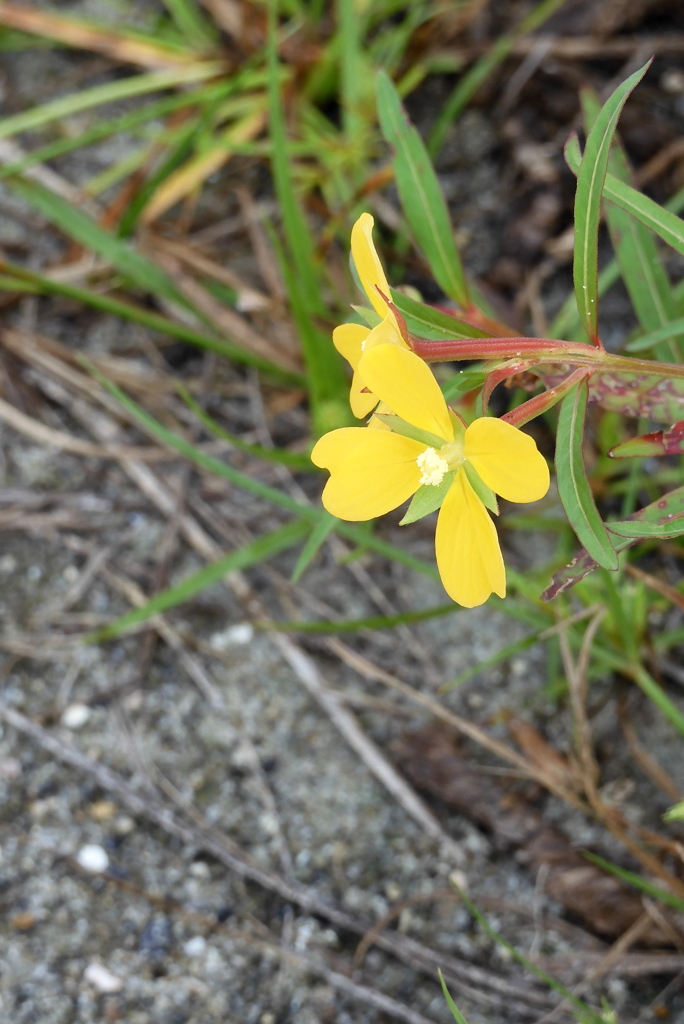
[416, 447, 449, 486]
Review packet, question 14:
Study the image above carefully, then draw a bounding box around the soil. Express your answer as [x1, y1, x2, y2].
[1, 2, 684, 1023]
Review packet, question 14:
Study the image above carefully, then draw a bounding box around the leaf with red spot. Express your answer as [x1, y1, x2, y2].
[542, 485, 684, 600]
[609, 421, 684, 458]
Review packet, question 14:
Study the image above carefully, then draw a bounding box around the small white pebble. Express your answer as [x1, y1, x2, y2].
[62, 564, 79, 583]
[113, 816, 135, 836]
[189, 860, 210, 879]
[209, 623, 254, 651]
[83, 962, 123, 993]
[0, 555, 17, 574]
[183, 935, 206, 957]
[0, 757, 21, 779]
[77, 844, 109, 874]
[61, 704, 91, 729]
[26, 565, 42, 582]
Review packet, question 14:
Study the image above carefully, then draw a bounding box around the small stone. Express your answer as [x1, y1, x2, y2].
[209, 623, 254, 651]
[0, 757, 21, 779]
[0, 554, 17, 574]
[260, 1014, 276, 1024]
[189, 860, 210, 879]
[61, 703, 91, 729]
[11, 911, 35, 931]
[183, 935, 206, 957]
[62, 564, 80, 583]
[77, 844, 109, 873]
[113, 816, 135, 836]
[26, 565, 42, 582]
[83, 962, 123, 994]
[89, 801, 116, 822]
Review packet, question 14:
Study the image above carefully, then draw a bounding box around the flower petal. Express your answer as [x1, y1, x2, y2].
[350, 368, 377, 418]
[363, 314, 406, 353]
[359, 344, 454, 442]
[333, 322, 368, 372]
[311, 427, 423, 520]
[351, 213, 391, 318]
[464, 417, 550, 503]
[435, 470, 505, 607]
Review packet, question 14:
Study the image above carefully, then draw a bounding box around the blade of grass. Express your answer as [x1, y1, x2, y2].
[581, 88, 682, 362]
[177, 383, 313, 469]
[0, 2, 202, 66]
[260, 602, 458, 633]
[338, 0, 363, 141]
[629, 661, 684, 740]
[291, 512, 338, 582]
[8, 177, 189, 307]
[377, 72, 469, 307]
[440, 631, 542, 692]
[0, 64, 222, 143]
[427, 0, 570, 158]
[454, 886, 604, 1023]
[556, 379, 619, 570]
[0, 260, 303, 383]
[85, 363, 441, 581]
[572, 61, 651, 345]
[159, 0, 219, 49]
[438, 972, 470, 1024]
[90, 518, 310, 642]
[583, 852, 684, 914]
[266, 0, 349, 433]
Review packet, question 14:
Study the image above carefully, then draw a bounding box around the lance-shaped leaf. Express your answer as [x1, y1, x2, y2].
[566, 139, 684, 272]
[376, 72, 469, 308]
[543, 485, 684, 599]
[571, 60, 651, 345]
[389, 290, 490, 341]
[609, 421, 684, 459]
[555, 379, 619, 570]
[581, 88, 682, 363]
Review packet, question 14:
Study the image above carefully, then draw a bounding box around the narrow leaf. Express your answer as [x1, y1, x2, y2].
[91, 519, 310, 641]
[390, 290, 490, 340]
[438, 971, 470, 1024]
[400, 475, 453, 525]
[555, 380, 619, 570]
[581, 87, 681, 362]
[607, 519, 684, 540]
[543, 484, 684, 599]
[572, 61, 651, 343]
[291, 513, 338, 582]
[377, 71, 468, 307]
[609, 421, 684, 459]
[8, 177, 186, 306]
[582, 853, 684, 913]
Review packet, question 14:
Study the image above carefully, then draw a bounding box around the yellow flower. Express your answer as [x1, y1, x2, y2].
[311, 345, 550, 608]
[333, 213, 407, 418]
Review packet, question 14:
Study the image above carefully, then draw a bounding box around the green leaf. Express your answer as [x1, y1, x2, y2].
[8, 177, 187, 307]
[607, 519, 684, 540]
[556, 380, 619, 570]
[438, 971, 470, 1024]
[266, 2, 349, 433]
[0, 64, 221, 143]
[583, 852, 684, 914]
[543, 485, 684, 599]
[463, 462, 498, 515]
[664, 800, 684, 822]
[374, 414, 445, 449]
[581, 89, 681, 363]
[90, 519, 310, 642]
[400, 475, 453, 525]
[0, 260, 303, 383]
[601, 171, 684, 263]
[261, 602, 458, 634]
[389, 290, 490, 340]
[626, 315, 684, 353]
[376, 71, 468, 307]
[176, 384, 313, 469]
[351, 305, 383, 329]
[441, 369, 488, 403]
[291, 513, 338, 583]
[159, 0, 218, 49]
[572, 61, 651, 344]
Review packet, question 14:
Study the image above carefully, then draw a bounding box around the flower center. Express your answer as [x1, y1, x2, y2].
[416, 447, 449, 486]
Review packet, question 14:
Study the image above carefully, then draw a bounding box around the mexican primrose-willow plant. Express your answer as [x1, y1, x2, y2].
[314, 62, 684, 608]
[313, 219, 550, 608]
